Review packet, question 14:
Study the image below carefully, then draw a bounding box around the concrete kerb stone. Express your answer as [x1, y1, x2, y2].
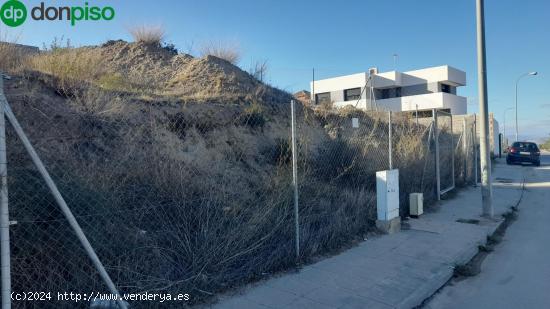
[409, 171, 527, 308]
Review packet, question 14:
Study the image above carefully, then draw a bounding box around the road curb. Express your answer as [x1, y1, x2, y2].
[409, 175, 527, 309]
[401, 242, 481, 309]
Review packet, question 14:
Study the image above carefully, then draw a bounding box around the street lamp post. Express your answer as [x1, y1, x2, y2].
[503, 107, 515, 147]
[515, 72, 538, 141]
[476, 0, 493, 218]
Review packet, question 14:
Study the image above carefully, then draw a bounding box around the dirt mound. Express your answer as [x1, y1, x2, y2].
[96, 40, 192, 88]
[167, 55, 259, 97]
[92, 40, 290, 103]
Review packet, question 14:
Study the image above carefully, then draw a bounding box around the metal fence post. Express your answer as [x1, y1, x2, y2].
[433, 109, 441, 200]
[474, 114, 478, 187]
[290, 100, 300, 260]
[388, 111, 393, 170]
[415, 104, 419, 126]
[2, 102, 128, 309]
[463, 118, 468, 184]
[450, 114, 455, 190]
[0, 75, 11, 309]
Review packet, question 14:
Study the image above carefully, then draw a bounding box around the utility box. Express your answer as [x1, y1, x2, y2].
[409, 193, 424, 217]
[376, 169, 400, 221]
[376, 169, 400, 234]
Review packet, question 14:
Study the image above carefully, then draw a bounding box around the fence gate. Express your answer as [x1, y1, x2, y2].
[434, 110, 455, 198]
[453, 114, 479, 187]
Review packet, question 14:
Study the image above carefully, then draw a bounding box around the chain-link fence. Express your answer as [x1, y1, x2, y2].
[3, 80, 300, 308]
[294, 106, 389, 257]
[436, 110, 455, 195]
[1, 74, 480, 308]
[454, 114, 479, 187]
[391, 111, 438, 211]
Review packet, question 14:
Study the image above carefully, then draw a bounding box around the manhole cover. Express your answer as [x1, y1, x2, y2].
[456, 218, 480, 225]
[495, 178, 513, 183]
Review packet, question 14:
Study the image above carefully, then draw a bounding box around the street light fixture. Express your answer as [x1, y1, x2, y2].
[515, 71, 538, 141]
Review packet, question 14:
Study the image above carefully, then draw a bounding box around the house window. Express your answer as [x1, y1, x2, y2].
[315, 92, 331, 105]
[344, 87, 362, 101]
[381, 89, 390, 99]
[395, 87, 402, 98]
[441, 84, 451, 93]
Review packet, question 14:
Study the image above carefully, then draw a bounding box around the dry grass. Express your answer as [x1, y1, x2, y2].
[0, 34, 31, 73]
[128, 24, 165, 45]
[0, 44, 23, 73]
[249, 59, 268, 82]
[312, 108, 441, 212]
[1, 37, 465, 307]
[199, 40, 241, 64]
[6, 80, 379, 306]
[27, 47, 106, 96]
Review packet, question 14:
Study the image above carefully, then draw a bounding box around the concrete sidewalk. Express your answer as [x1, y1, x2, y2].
[206, 160, 525, 309]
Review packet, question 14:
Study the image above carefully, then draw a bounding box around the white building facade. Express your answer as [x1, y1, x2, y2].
[310, 65, 467, 115]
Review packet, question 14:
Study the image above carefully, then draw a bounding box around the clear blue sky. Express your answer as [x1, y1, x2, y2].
[2, 0, 549, 141]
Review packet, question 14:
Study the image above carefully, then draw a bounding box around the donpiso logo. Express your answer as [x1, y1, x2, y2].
[1, 1, 115, 27]
[1, 0, 27, 27]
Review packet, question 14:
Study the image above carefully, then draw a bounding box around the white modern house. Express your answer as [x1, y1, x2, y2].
[310, 65, 467, 115]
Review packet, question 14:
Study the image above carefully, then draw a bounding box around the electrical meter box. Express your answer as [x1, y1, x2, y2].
[409, 193, 424, 217]
[376, 169, 400, 221]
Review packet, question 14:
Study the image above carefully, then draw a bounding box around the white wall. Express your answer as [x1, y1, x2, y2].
[312, 66, 466, 93]
[397, 65, 467, 87]
[362, 93, 467, 114]
[491, 117, 501, 156]
[310, 73, 367, 94]
[311, 66, 468, 114]
[334, 99, 369, 109]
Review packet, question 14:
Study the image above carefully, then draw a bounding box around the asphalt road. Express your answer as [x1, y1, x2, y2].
[425, 152, 550, 309]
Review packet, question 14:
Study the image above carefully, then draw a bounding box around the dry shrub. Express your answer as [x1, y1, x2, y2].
[238, 103, 266, 128]
[199, 40, 241, 64]
[300, 187, 376, 256]
[3, 37, 464, 307]
[249, 59, 268, 82]
[69, 87, 133, 115]
[311, 108, 439, 216]
[97, 72, 133, 92]
[0, 43, 25, 73]
[128, 24, 165, 45]
[0, 33, 34, 73]
[5, 83, 378, 307]
[391, 116, 437, 210]
[28, 47, 106, 96]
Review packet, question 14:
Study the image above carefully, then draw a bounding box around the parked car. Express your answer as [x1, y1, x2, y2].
[506, 142, 540, 166]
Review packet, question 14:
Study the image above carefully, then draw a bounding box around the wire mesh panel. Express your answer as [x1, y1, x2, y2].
[8, 133, 107, 309]
[4, 82, 299, 308]
[453, 116, 467, 187]
[392, 112, 437, 213]
[470, 115, 481, 185]
[0, 38, 491, 309]
[436, 110, 454, 195]
[2, 69, 482, 309]
[294, 106, 388, 256]
[453, 114, 478, 187]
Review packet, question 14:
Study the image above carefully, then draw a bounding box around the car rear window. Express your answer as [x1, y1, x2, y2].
[512, 142, 539, 151]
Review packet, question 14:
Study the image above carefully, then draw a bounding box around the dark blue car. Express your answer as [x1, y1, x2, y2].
[506, 142, 541, 166]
